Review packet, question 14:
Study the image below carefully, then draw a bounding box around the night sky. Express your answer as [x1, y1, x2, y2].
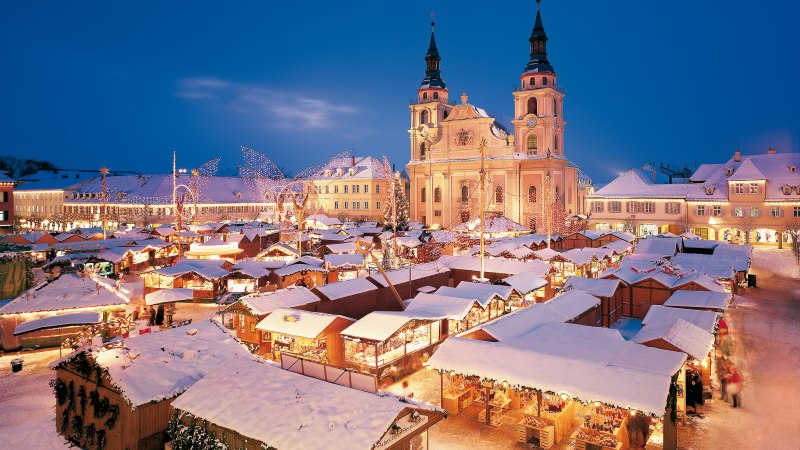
[1, 1, 797, 183]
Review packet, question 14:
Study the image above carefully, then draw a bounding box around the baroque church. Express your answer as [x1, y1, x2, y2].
[405, 2, 592, 228]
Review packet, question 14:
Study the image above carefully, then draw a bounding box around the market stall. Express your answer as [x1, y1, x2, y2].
[255, 308, 354, 366]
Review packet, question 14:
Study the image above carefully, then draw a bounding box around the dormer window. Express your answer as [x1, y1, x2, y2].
[725, 167, 734, 176]
[790, 165, 797, 173]
[234, 191, 243, 200]
[324, 169, 331, 177]
[782, 184, 792, 195]
[336, 168, 343, 177]
[705, 185, 716, 195]
[348, 168, 355, 176]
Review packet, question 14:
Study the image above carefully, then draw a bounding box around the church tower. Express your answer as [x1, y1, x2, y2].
[409, 19, 452, 161]
[512, 0, 566, 158]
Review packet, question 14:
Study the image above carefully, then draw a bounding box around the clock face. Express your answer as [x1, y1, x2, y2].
[526, 116, 538, 128]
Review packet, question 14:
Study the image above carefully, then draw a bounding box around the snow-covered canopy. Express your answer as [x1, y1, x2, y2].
[171, 358, 441, 450]
[145, 288, 194, 306]
[453, 216, 530, 235]
[632, 318, 714, 361]
[635, 238, 680, 257]
[255, 308, 352, 339]
[404, 293, 480, 320]
[642, 305, 720, 334]
[601, 239, 634, 254]
[368, 266, 450, 287]
[427, 322, 686, 416]
[314, 277, 377, 301]
[237, 286, 320, 316]
[532, 247, 561, 261]
[663, 291, 730, 312]
[229, 261, 273, 279]
[151, 259, 230, 280]
[435, 282, 510, 308]
[14, 312, 101, 335]
[341, 310, 443, 342]
[53, 321, 253, 407]
[444, 255, 550, 277]
[562, 276, 621, 298]
[325, 242, 357, 254]
[546, 290, 600, 319]
[500, 271, 548, 295]
[0, 274, 129, 315]
[324, 253, 365, 269]
[273, 263, 328, 277]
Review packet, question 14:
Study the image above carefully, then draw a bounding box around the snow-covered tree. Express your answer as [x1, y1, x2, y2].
[384, 173, 409, 231]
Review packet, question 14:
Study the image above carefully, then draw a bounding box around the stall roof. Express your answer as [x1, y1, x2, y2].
[562, 277, 621, 298]
[631, 318, 714, 361]
[434, 285, 502, 308]
[642, 305, 720, 334]
[325, 242, 357, 253]
[404, 293, 479, 320]
[427, 322, 686, 416]
[314, 277, 377, 300]
[532, 247, 560, 260]
[634, 238, 680, 257]
[171, 358, 441, 450]
[468, 304, 571, 341]
[14, 312, 101, 335]
[663, 291, 731, 312]
[255, 308, 352, 339]
[324, 253, 365, 268]
[238, 286, 320, 315]
[368, 266, 450, 287]
[273, 263, 328, 277]
[601, 239, 634, 254]
[0, 274, 129, 315]
[230, 261, 273, 279]
[546, 290, 601, 319]
[500, 271, 548, 295]
[455, 281, 513, 300]
[52, 320, 252, 407]
[152, 259, 229, 279]
[341, 310, 443, 342]
[443, 255, 547, 276]
[145, 288, 195, 306]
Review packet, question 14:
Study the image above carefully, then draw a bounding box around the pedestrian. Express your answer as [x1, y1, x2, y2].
[402, 380, 414, 399]
[148, 306, 156, 326]
[728, 367, 743, 408]
[692, 371, 705, 416]
[718, 358, 730, 402]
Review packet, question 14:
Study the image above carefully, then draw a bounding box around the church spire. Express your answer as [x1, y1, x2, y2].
[524, 0, 555, 74]
[420, 19, 446, 90]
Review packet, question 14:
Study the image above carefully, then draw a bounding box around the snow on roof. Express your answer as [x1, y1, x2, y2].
[368, 266, 450, 287]
[238, 286, 320, 315]
[682, 239, 718, 250]
[455, 281, 513, 300]
[259, 242, 300, 258]
[470, 304, 571, 341]
[556, 248, 599, 265]
[507, 246, 534, 259]
[532, 247, 560, 260]
[545, 290, 600, 320]
[152, 259, 228, 278]
[229, 261, 272, 279]
[601, 239, 634, 253]
[427, 322, 686, 415]
[728, 158, 766, 181]
[0, 274, 129, 315]
[635, 238, 680, 257]
[453, 216, 530, 234]
[590, 169, 689, 199]
[325, 242, 357, 253]
[286, 256, 324, 267]
[171, 358, 439, 450]
[642, 305, 720, 334]
[631, 318, 714, 361]
[57, 320, 253, 407]
[307, 213, 343, 227]
[145, 288, 195, 306]
[500, 271, 548, 295]
[273, 263, 329, 277]
[255, 308, 352, 339]
[443, 255, 547, 276]
[663, 291, 731, 312]
[314, 277, 377, 300]
[711, 243, 753, 261]
[395, 236, 423, 248]
[668, 255, 738, 279]
[404, 293, 479, 320]
[562, 277, 621, 298]
[324, 253, 365, 268]
[341, 310, 443, 342]
[14, 312, 101, 335]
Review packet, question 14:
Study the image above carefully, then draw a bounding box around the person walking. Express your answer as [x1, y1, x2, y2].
[148, 306, 156, 326]
[401, 380, 414, 399]
[718, 358, 731, 402]
[727, 367, 744, 408]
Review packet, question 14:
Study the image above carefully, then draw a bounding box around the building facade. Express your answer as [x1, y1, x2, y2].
[0, 173, 14, 231]
[588, 148, 800, 246]
[406, 6, 589, 228]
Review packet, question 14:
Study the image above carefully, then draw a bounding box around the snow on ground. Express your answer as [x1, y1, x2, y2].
[0, 349, 68, 449]
[749, 247, 800, 280]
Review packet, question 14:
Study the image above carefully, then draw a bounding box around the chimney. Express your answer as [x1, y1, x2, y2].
[733, 149, 741, 162]
[351, 156, 356, 167]
[768, 146, 777, 155]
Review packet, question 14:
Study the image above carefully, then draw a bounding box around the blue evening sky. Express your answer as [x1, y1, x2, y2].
[1, 1, 797, 183]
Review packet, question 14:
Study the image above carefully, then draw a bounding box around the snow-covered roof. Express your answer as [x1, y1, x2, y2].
[307, 213, 343, 227]
[590, 169, 689, 199]
[562, 277, 621, 298]
[238, 286, 321, 315]
[55, 321, 253, 407]
[635, 238, 680, 257]
[314, 277, 377, 300]
[325, 242, 357, 253]
[427, 322, 686, 416]
[443, 255, 548, 276]
[14, 312, 101, 335]
[0, 274, 129, 315]
[631, 318, 714, 361]
[642, 305, 720, 334]
[255, 308, 352, 339]
[404, 293, 479, 320]
[273, 263, 329, 277]
[532, 247, 560, 260]
[454, 281, 513, 300]
[171, 358, 440, 450]
[728, 158, 766, 181]
[555, 248, 600, 265]
[453, 216, 530, 234]
[545, 290, 600, 319]
[341, 310, 443, 342]
[470, 304, 571, 341]
[324, 253, 365, 269]
[368, 266, 450, 287]
[151, 259, 229, 279]
[145, 288, 195, 306]
[601, 239, 634, 254]
[507, 246, 534, 259]
[663, 291, 731, 312]
[672, 253, 748, 273]
[500, 271, 548, 295]
[229, 261, 273, 279]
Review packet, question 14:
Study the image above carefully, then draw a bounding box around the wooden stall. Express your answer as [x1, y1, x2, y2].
[563, 276, 626, 327]
[255, 308, 354, 366]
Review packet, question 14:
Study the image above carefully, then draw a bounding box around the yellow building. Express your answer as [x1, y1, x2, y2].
[309, 156, 396, 222]
[406, 6, 588, 228]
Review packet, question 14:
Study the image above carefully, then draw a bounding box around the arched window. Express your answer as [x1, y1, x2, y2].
[527, 97, 538, 115]
[422, 92, 428, 101]
[434, 187, 442, 202]
[529, 77, 535, 87]
[419, 142, 426, 159]
[420, 110, 429, 125]
[527, 133, 538, 154]
[553, 98, 558, 116]
[542, 77, 548, 85]
[554, 135, 559, 152]
[443, 110, 449, 119]
[421, 187, 427, 203]
[461, 185, 469, 201]
[495, 186, 504, 203]
[528, 186, 537, 202]
[433, 92, 439, 100]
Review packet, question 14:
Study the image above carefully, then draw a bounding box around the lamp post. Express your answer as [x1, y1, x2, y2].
[478, 138, 488, 281]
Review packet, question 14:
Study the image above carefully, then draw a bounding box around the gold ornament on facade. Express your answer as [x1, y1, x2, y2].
[455, 128, 474, 146]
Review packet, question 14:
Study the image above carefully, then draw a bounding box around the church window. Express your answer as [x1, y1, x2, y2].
[495, 186, 504, 203]
[433, 92, 439, 100]
[527, 133, 538, 154]
[461, 185, 469, 201]
[542, 77, 548, 85]
[528, 186, 537, 202]
[420, 110, 429, 125]
[527, 97, 538, 115]
[553, 98, 558, 116]
[554, 135, 559, 152]
[419, 142, 426, 160]
[421, 187, 426, 203]
[434, 187, 442, 202]
[422, 92, 428, 101]
[529, 77, 535, 87]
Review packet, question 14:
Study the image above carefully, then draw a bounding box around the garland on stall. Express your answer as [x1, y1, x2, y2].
[51, 375, 120, 450]
[166, 412, 229, 450]
[666, 376, 678, 425]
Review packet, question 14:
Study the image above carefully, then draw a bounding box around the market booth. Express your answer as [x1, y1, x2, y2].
[427, 322, 687, 450]
[405, 292, 486, 336]
[435, 282, 511, 322]
[499, 270, 551, 306]
[255, 308, 354, 366]
[563, 276, 626, 327]
[662, 290, 731, 313]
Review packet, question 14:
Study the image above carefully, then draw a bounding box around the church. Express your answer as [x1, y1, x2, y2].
[405, 2, 592, 229]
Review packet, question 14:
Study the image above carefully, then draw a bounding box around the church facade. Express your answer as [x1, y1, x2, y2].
[405, 4, 591, 228]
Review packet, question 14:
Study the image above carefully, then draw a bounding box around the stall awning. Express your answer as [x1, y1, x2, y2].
[255, 308, 351, 339]
[663, 291, 730, 312]
[341, 310, 443, 342]
[14, 312, 101, 335]
[632, 318, 714, 361]
[145, 288, 195, 306]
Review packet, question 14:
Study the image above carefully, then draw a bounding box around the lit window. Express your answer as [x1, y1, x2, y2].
[749, 183, 759, 194]
[750, 206, 759, 217]
[494, 186, 504, 203]
[591, 202, 603, 213]
[734, 183, 744, 194]
[609, 201, 621, 213]
[771, 206, 782, 218]
[528, 186, 537, 203]
[434, 187, 442, 203]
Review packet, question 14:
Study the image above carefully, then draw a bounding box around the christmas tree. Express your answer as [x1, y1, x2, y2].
[384, 173, 410, 231]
